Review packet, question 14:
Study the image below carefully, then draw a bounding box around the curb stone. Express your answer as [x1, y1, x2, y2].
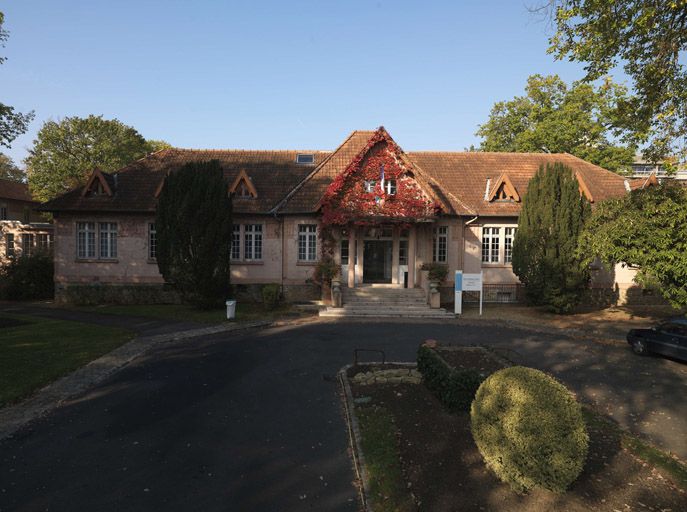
[0, 320, 270, 442]
[338, 362, 418, 512]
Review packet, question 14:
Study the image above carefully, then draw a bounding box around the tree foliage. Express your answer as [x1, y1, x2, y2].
[476, 74, 635, 173]
[0, 12, 34, 148]
[0, 153, 24, 182]
[512, 163, 591, 313]
[547, 0, 687, 165]
[25, 115, 153, 201]
[580, 184, 687, 309]
[155, 160, 233, 309]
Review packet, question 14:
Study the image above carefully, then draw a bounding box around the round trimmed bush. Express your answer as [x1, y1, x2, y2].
[470, 366, 588, 494]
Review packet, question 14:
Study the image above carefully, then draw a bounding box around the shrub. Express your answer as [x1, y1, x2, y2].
[417, 345, 483, 412]
[420, 262, 449, 282]
[313, 256, 340, 286]
[470, 366, 588, 494]
[0, 253, 54, 300]
[261, 284, 281, 310]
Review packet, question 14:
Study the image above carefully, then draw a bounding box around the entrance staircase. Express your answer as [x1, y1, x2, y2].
[319, 285, 455, 319]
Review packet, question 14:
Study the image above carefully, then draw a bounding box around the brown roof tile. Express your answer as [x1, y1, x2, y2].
[407, 152, 628, 216]
[0, 178, 35, 203]
[41, 149, 331, 214]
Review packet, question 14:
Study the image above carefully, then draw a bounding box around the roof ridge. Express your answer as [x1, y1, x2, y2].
[407, 150, 572, 156]
[166, 148, 332, 153]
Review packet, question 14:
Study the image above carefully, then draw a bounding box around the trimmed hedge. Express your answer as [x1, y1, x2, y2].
[0, 253, 54, 300]
[417, 345, 483, 412]
[470, 366, 589, 494]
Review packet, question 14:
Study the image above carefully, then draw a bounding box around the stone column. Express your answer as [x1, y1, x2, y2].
[347, 227, 356, 288]
[408, 226, 417, 288]
[391, 227, 400, 285]
[356, 230, 365, 285]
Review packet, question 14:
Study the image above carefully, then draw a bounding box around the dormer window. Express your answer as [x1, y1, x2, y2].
[487, 173, 520, 203]
[229, 169, 258, 199]
[384, 179, 396, 195]
[296, 154, 315, 165]
[81, 169, 113, 198]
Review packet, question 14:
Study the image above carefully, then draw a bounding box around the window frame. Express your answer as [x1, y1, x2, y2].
[99, 222, 118, 259]
[0, 203, 7, 220]
[298, 224, 318, 262]
[244, 223, 263, 261]
[384, 179, 397, 195]
[432, 226, 448, 263]
[5, 233, 14, 257]
[481, 225, 517, 266]
[148, 223, 157, 260]
[230, 224, 241, 261]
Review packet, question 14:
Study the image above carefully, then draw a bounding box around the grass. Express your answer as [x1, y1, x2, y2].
[357, 405, 414, 512]
[583, 407, 687, 491]
[0, 313, 133, 407]
[71, 302, 303, 324]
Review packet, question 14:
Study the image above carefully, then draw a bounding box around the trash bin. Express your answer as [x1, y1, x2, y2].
[225, 300, 236, 320]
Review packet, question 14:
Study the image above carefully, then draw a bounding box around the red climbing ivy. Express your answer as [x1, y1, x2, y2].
[320, 131, 439, 226]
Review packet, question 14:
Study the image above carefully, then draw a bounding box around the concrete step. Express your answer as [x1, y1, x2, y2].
[320, 308, 454, 318]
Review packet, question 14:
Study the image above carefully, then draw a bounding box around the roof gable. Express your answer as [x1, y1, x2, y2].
[81, 168, 114, 197]
[229, 169, 258, 199]
[488, 173, 521, 202]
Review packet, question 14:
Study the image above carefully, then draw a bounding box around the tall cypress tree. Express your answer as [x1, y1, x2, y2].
[512, 163, 591, 313]
[156, 160, 233, 309]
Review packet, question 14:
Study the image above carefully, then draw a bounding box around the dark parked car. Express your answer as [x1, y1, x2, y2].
[627, 317, 687, 362]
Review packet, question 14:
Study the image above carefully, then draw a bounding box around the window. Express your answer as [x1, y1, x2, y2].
[148, 223, 157, 259]
[504, 227, 516, 263]
[237, 182, 252, 198]
[231, 224, 241, 260]
[0, 203, 7, 220]
[244, 224, 263, 260]
[5, 234, 14, 257]
[37, 234, 53, 253]
[21, 233, 35, 257]
[384, 179, 397, 195]
[363, 180, 376, 193]
[22, 207, 30, 224]
[482, 226, 518, 264]
[296, 153, 315, 164]
[482, 227, 500, 263]
[399, 240, 408, 265]
[433, 226, 448, 263]
[298, 224, 317, 261]
[99, 223, 117, 259]
[77, 222, 96, 259]
[340, 239, 349, 265]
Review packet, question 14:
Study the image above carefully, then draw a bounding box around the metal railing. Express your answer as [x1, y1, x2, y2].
[462, 284, 523, 303]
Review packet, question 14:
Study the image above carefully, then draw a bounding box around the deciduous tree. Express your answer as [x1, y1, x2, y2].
[0, 153, 24, 182]
[580, 185, 687, 309]
[0, 12, 34, 148]
[546, 0, 687, 165]
[155, 160, 233, 309]
[25, 115, 156, 201]
[512, 163, 591, 312]
[476, 74, 635, 173]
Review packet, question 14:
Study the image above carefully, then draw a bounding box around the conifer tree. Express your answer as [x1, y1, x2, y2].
[512, 163, 591, 313]
[156, 160, 232, 309]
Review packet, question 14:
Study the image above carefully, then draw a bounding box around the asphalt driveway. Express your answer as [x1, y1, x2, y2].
[1, 319, 685, 511]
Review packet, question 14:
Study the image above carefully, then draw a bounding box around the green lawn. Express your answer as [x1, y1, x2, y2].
[72, 302, 305, 324]
[0, 313, 133, 408]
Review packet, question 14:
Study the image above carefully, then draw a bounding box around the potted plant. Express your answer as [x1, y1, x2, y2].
[421, 262, 449, 292]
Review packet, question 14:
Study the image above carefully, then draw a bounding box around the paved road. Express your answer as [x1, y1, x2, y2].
[1, 319, 685, 511]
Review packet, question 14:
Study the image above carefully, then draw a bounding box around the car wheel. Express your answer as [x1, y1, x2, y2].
[632, 339, 647, 355]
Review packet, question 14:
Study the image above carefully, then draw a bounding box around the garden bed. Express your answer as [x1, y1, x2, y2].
[343, 352, 687, 511]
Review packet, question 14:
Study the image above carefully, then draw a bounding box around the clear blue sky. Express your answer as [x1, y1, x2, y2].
[2, 0, 594, 165]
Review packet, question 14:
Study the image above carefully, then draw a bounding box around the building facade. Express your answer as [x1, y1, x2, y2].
[0, 178, 53, 266]
[41, 127, 647, 305]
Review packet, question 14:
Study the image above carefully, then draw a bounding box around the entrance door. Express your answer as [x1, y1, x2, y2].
[363, 240, 392, 283]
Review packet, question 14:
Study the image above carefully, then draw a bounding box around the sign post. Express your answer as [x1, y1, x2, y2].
[457, 271, 483, 316]
[454, 270, 463, 315]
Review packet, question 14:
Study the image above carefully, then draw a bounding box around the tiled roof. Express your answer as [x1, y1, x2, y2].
[407, 152, 629, 216]
[276, 131, 376, 213]
[41, 149, 331, 214]
[39, 131, 631, 218]
[0, 178, 35, 203]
